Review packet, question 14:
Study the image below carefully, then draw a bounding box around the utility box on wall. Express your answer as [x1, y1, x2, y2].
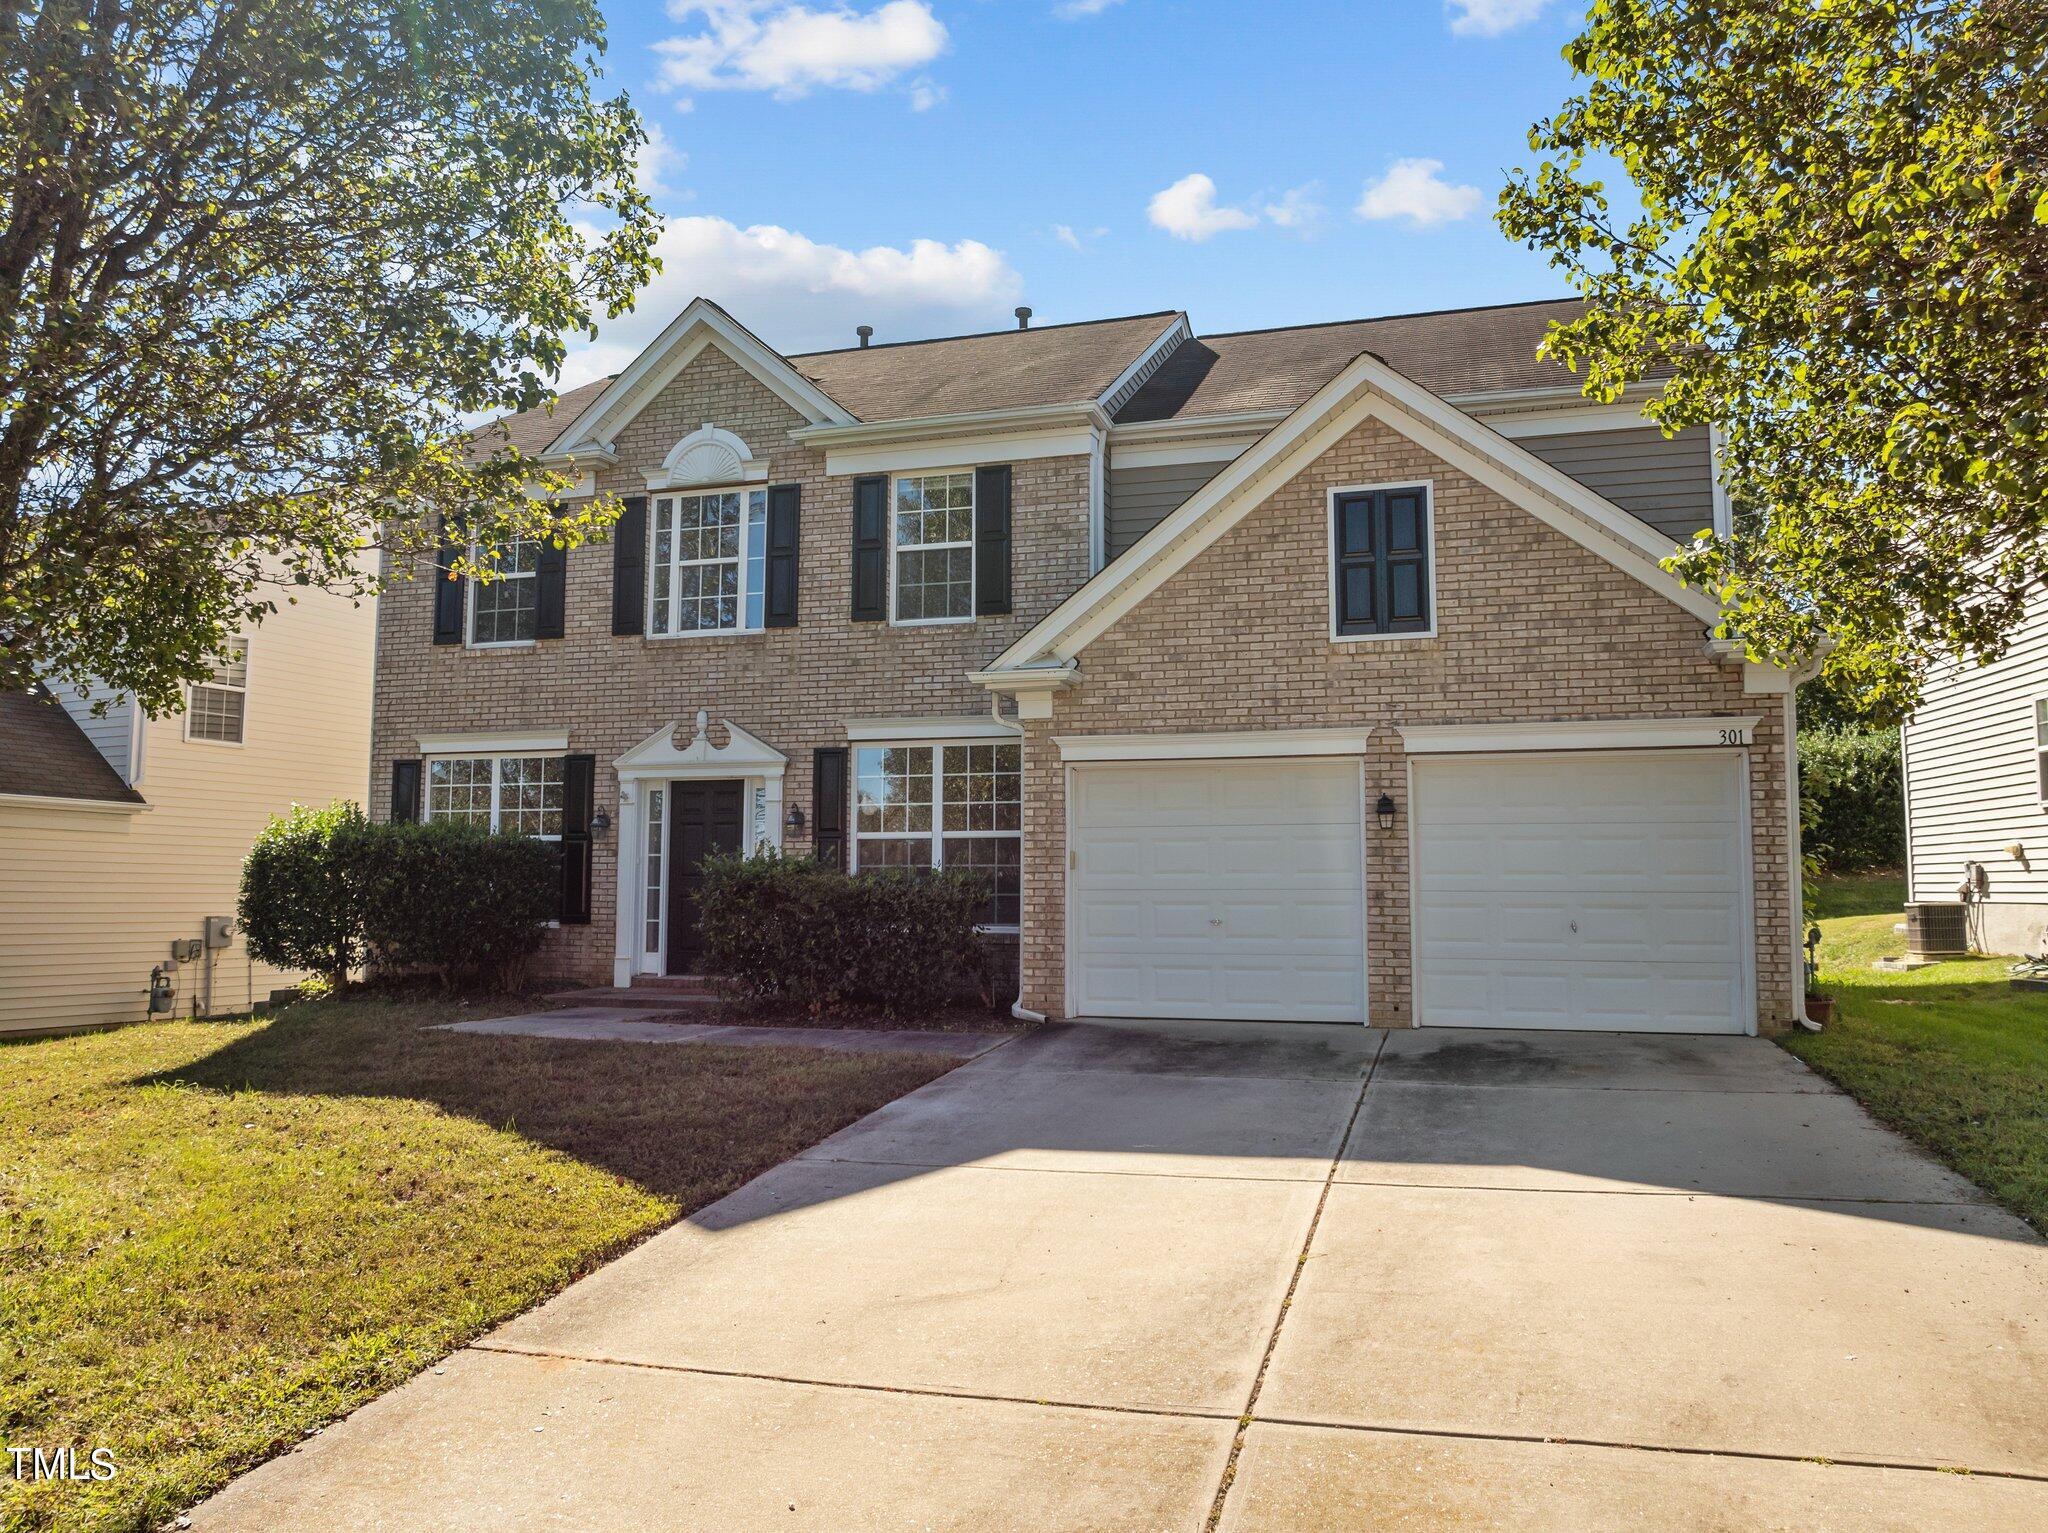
[203, 916, 236, 950]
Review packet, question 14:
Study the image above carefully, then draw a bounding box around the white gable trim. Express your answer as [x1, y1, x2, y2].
[545, 299, 855, 457]
[1097, 313, 1192, 418]
[613, 712, 787, 781]
[981, 350, 1722, 675]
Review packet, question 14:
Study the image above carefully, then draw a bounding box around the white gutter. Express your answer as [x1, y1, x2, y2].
[788, 400, 1110, 448]
[0, 791, 149, 815]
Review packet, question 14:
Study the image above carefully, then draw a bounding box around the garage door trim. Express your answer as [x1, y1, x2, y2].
[1065, 755, 1371, 1024]
[1406, 746, 1756, 1036]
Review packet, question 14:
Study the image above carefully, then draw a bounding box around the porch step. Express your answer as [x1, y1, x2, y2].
[629, 973, 728, 996]
[545, 987, 725, 1011]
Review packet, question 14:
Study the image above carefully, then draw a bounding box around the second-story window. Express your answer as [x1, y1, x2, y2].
[185, 638, 249, 744]
[469, 538, 538, 645]
[649, 488, 767, 636]
[892, 472, 974, 624]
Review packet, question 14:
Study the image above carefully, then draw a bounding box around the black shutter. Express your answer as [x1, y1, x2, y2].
[973, 464, 1012, 617]
[850, 475, 888, 622]
[432, 517, 464, 644]
[1380, 486, 1431, 634]
[611, 495, 647, 636]
[765, 483, 800, 628]
[558, 753, 595, 924]
[390, 758, 422, 823]
[812, 747, 848, 871]
[534, 504, 567, 640]
[1332, 492, 1378, 636]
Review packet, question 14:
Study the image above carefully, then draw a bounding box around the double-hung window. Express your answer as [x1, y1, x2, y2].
[853, 741, 1021, 928]
[649, 488, 767, 635]
[185, 638, 249, 744]
[469, 538, 540, 645]
[2036, 700, 2048, 805]
[892, 472, 974, 623]
[1331, 483, 1433, 639]
[425, 754, 565, 840]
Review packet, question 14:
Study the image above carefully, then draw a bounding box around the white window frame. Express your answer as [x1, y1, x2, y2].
[1325, 479, 1439, 644]
[645, 485, 768, 640]
[422, 752, 567, 842]
[184, 638, 250, 747]
[851, 737, 1021, 932]
[466, 537, 540, 649]
[2035, 700, 2048, 808]
[889, 471, 976, 627]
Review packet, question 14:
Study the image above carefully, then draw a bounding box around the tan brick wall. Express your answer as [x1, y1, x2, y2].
[1021, 413, 1796, 1032]
[371, 344, 1091, 981]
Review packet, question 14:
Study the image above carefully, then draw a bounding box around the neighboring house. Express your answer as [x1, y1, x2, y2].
[370, 296, 1804, 1034]
[1903, 601, 2048, 955]
[1, 586, 375, 1035]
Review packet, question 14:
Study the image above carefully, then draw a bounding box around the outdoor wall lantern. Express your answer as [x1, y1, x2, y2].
[786, 804, 807, 833]
[1375, 794, 1397, 831]
[588, 811, 611, 837]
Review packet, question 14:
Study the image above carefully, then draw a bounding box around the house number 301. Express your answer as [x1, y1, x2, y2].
[1718, 728, 1749, 746]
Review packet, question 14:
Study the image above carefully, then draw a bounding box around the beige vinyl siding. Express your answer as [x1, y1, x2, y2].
[52, 683, 136, 782]
[0, 583, 375, 1034]
[1106, 460, 1230, 562]
[1903, 595, 2048, 911]
[1518, 425, 1716, 546]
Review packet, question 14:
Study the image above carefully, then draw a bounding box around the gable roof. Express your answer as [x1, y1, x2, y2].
[982, 346, 1722, 677]
[0, 687, 145, 806]
[786, 311, 1182, 422]
[468, 374, 616, 461]
[1115, 298, 1592, 423]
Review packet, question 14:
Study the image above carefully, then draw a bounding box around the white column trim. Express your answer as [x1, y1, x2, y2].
[1398, 716, 1762, 755]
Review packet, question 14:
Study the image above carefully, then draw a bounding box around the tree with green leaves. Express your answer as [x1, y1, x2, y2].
[1500, 0, 2047, 717]
[0, 0, 660, 714]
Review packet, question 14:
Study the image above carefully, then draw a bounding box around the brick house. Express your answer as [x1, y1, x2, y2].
[370, 296, 1807, 1033]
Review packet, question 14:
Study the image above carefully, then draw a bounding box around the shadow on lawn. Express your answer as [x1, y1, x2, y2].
[141, 998, 958, 1209]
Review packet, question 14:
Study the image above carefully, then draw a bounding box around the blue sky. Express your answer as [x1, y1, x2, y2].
[568, 1, 1595, 383]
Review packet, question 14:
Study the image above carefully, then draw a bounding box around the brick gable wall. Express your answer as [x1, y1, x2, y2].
[372, 343, 1092, 981]
[1021, 413, 1796, 1030]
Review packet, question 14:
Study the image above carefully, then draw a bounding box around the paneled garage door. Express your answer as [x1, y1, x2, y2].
[1070, 759, 1367, 1023]
[1411, 750, 1749, 1033]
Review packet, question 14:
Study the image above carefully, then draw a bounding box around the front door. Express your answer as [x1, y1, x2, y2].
[666, 779, 745, 974]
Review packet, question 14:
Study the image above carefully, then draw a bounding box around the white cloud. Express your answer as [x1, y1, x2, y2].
[1147, 173, 1259, 242]
[1051, 223, 1108, 251]
[1446, 0, 1550, 37]
[1262, 182, 1324, 234]
[1055, 0, 1125, 17]
[657, 2, 947, 97]
[633, 121, 686, 198]
[1355, 158, 1484, 228]
[907, 75, 945, 111]
[559, 215, 1022, 386]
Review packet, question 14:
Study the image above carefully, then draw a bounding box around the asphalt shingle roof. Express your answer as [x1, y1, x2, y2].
[0, 686, 144, 805]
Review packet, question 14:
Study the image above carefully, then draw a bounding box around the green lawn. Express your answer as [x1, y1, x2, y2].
[0, 999, 956, 1533]
[1783, 873, 2048, 1234]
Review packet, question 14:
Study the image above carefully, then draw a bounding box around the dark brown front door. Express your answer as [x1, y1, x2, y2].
[667, 779, 745, 974]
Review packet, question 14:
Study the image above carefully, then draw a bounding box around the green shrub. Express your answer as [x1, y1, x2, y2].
[347, 820, 558, 990]
[240, 801, 370, 989]
[240, 809, 558, 993]
[1799, 725, 1904, 873]
[696, 850, 998, 1015]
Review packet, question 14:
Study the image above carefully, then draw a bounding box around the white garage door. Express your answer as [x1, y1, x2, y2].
[1412, 750, 1749, 1033]
[1071, 760, 1367, 1023]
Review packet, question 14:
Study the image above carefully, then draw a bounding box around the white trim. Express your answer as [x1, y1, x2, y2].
[978, 349, 1723, 682]
[789, 400, 1107, 450]
[544, 298, 854, 457]
[1108, 409, 1290, 443]
[613, 714, 787, 782]
[1095, 313, 1192, 418]
[967, 662, 1078, 721]
[889, 470, 976, 627]
[1087, 423, 1107, 575]
[0, 790, 148, 815]
[1708, 425, 1734, 540]
[418, 730, 569, 756]
[1055, 726, 1375, 762]
[823, 422, 1095, 477]
[645, 424, 769, 492]
[1398, 715, 1763, 755]
[1326, 480, 1439, 643]
[1474, 400, 1657, 439]
[846, 714, 1021, 742]
[1108, 436, 1258, 470]
[644, 484, 769, 638]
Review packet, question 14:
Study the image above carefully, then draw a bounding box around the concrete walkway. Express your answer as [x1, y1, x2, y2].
[194, 1021, 2048, 1531]
[432, 1006, 1010, 1059]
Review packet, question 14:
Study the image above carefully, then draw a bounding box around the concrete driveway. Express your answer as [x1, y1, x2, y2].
[194, 1021, 2048, 1531]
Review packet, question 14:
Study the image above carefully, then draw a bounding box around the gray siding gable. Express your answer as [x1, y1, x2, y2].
[1106, 460, 1228, 562]
[52, 683, 136, 783]
[1518, 425, 1717, 546]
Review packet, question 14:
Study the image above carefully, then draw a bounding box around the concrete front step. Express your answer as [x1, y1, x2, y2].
[546, 987, 725, 1011]
[630, 974, 726, 996]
